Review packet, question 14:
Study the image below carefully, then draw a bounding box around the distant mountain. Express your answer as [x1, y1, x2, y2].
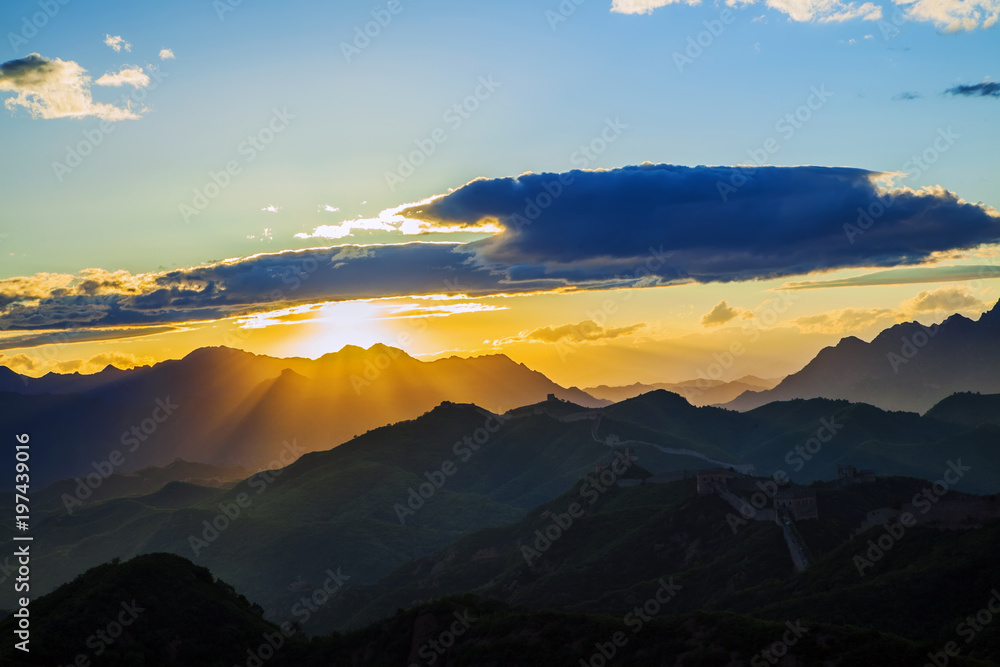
[726, 299, 1000, 413]
[584, 375, 781, 406]
[0, 345, 606, 486]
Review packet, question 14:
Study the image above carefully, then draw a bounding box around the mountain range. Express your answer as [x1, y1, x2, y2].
[726, 299, 1000, 413]
[0, 344, 605, 487]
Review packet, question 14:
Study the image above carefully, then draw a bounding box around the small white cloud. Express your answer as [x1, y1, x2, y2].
[159, 48, 175, 60]
[864, 32, 874, 37]
[319, 204, 340, 212]
[95, 66, 150, 88]
[752, 13, 769, 20]
[103, 35, 132, 53]
[262, 205, 281, 213]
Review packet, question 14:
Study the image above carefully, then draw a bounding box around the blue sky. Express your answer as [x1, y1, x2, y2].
[0, 0, 997, 383]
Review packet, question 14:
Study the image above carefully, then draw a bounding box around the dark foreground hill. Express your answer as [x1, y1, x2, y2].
[2, 553, 993, 667]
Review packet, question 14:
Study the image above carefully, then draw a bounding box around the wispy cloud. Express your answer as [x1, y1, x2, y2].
[611, 0, 882, 21]
[493, 320, 646, 345]
[779, 265, 1000, 289]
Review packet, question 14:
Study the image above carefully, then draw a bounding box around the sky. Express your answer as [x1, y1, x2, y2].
[0, 0, 998, 388]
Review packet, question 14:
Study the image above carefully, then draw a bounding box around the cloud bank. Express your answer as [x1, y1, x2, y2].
[2, 164, 998, 340]
[0, 54, 141, 121]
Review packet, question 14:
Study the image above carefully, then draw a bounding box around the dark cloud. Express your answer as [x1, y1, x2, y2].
[2, 164, 998, 334]
[945, 82, 1000, 98]
[400, 164, 1000, 284]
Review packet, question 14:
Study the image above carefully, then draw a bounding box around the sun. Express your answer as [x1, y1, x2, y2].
[236, 300, 394, 359]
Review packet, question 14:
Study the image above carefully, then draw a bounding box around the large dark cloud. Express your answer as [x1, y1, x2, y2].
[2, 164, 998, 335]
[945, 82, 1000, 98]
[400, 164, 1000, 283]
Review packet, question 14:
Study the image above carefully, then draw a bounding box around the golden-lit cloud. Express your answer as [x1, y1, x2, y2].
[701, 300, 749, 327]
[791, 286, 990, 335]
[0, 53, 142, 121]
